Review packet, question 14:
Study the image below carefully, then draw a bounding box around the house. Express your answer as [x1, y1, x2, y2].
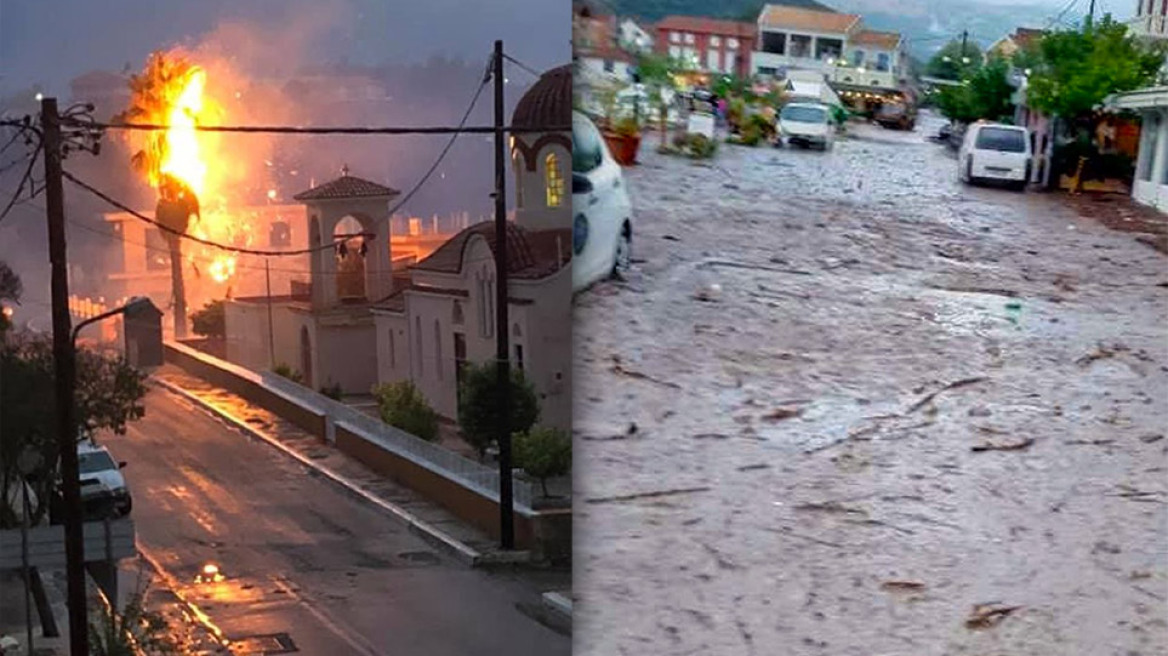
[619, 18, 654, 53]
[986, 27, 1044, 60]
[653, 16, 756, 79]
[752, 4, 907, 93]
[1130, 0, 1168, 38]
[369, 66, 573, 430]
[573, 2, 635, 84]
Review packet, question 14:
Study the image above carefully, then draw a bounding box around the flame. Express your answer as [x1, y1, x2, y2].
[160, 69, 208, 196]
[207, 256, 236, 283]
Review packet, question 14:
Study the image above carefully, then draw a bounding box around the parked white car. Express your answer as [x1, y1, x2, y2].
[778, 102, 834, 150]
[959, 122, 1032, 190]
[572, 111, 633, 292]
[78, 440, 132, 517]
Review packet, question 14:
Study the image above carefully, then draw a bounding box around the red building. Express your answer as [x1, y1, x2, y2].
[653, 16, 756, 80]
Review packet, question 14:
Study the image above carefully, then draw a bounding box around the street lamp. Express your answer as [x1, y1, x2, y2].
[58, 295, 151, 656]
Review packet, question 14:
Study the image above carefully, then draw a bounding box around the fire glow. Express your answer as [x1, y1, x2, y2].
[125, 52, 255, 286]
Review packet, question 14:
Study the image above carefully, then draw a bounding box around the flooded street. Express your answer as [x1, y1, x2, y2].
[573, 114, 1168, 655]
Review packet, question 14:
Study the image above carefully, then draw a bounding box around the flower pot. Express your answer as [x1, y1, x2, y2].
[603, 131, 641, 166]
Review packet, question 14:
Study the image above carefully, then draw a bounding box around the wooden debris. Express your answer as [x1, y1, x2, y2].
[971, 437, 1035, 452]
[609, 362, 682, 389]
[762, 407, 803, 422]
[1065, 438, 1115, 446]
[880, 580, 926, 592]
[737, 463, 770, 472]
[585, 486, 712, 505]
[965, 603, 1022, 629]
[905, 377, 989, 414]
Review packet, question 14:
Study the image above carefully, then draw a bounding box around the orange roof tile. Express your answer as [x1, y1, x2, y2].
[759, 5, 860, 34]
[655, 16, 757, 38]
[851, 29, 902, 50]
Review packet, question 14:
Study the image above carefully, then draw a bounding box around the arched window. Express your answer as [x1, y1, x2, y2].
[545, 152, 564, 208]
[388, 329, 396, 369]
[452, 301, 464, 326]
[433, 319, 443, 381]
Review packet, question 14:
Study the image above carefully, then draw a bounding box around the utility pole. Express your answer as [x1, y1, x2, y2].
[492, 39, 515, 550]
[42, 97, 88, 656]
[1088, 0, 1096, 25]
[265, 259, 275, 369]
[960, 30, 968, 61]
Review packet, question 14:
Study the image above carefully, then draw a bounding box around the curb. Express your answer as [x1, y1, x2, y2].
[541, 591, 573, 623]
[150, 377, 484, 567]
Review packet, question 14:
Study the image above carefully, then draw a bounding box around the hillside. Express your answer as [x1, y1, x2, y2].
[612, 0, 834, 22]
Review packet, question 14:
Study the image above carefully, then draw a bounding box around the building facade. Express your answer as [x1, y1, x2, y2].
[371, 66, 573, 430]
[1131, 0, 1168, 38]
[653, 16, 756, 78]
[752, 4, 907, 92]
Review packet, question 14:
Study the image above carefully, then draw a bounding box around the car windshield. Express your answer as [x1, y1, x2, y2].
[975, 127, 1026, 153]
[572, 114, 604, 173]
[781, 106, 827, 123]
[79, 450, 117, 475]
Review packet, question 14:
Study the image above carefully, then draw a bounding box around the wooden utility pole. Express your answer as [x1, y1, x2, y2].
[493, 39, 515, 550]
[960, 30, 968, 60]
[1088, 0, 1096, 24]
[42, 97, 88, 656]
[265, 259, 275, 369]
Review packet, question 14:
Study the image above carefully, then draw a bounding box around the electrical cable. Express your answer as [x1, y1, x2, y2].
[0, 141, 42, 224]
[502, 53, 543, 79]
[62, 71, 493, 258]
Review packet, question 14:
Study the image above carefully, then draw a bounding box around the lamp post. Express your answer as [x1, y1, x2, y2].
[58, 295, 151, 655]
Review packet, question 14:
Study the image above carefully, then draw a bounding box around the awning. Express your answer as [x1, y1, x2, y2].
[1108, 86, 1168, 110]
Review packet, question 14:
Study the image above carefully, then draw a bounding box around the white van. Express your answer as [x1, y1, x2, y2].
[778, 102, 834, 150]
[78, 440, 132, 517]
[959, 122, 1032, 190]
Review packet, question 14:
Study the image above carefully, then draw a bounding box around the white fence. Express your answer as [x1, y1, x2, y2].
[262, 374, 535, 511]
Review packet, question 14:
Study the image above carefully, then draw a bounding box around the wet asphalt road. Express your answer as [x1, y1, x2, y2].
[574, 114, 1168, 655]
[105, 387, 568, 656]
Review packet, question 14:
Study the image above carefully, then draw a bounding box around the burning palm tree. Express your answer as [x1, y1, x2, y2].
[116, 53, 209, 338]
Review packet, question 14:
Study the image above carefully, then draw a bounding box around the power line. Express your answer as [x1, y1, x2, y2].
[502, 53, 543, 79]
[0, 140, 42, 224]
[63, 118, 567, 135]
[61, 72, 492, 258]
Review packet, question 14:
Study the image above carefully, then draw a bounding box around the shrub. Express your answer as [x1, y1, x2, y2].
[319, 381, 344, 400]
[374, 380, 439, 442]
[513, 427, 572, 497]
[190, 299, 226, 338]
[686, 134, 718, 159]
[457, 361, 540, 460]
[273, 363, 303, 384]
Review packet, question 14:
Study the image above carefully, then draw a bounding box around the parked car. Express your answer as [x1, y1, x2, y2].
[875, 101, 917, 131]
[958, 122, 1032, 190]
[78, 440, 132, 518]
[778, 102, 834, 150]
[571, 111, 633, 292]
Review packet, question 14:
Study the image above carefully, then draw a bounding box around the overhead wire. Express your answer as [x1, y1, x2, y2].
[61, 62, 494, 258]
[0, 138, 42, 224]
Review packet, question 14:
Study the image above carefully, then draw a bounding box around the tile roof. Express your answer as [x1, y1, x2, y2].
[851, 29, 902, 50]
[511, 65, 574, 130]
[293, 174, 401, 202]
[655, 16, 756, 38]
[759, 5, 860, 34]
[1013, 27, 1044, 49]
[411, 221, 571, 280]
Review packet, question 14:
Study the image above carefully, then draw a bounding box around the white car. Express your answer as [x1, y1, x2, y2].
[572, 111, 633, 292]
[78, 440, 132, 517]
[778, 102, 834, 150]
[959, 122, 1032, 190]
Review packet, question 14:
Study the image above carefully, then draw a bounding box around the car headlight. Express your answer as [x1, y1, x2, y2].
[573, 214, 589, 255]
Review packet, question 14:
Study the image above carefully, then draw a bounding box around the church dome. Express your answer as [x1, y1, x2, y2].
[511, 64, 572, 131]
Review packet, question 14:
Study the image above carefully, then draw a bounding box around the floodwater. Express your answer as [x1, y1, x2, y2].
[573, 114, 1168, 655]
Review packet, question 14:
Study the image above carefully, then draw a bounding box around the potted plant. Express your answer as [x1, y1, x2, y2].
[603, 114, 642, 166]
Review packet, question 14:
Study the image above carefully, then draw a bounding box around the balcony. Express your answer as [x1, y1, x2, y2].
[1130, 13, 1168, 38]
[752, 51, 835, 76]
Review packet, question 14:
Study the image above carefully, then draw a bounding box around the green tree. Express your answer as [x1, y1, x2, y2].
[513, 427, 571, 497]
[934, 56, 1016, 123]
[1023, 15, 1165, 126]
[635, 52, 680, 146]
[1, 334, 147, 528]
[457, 361, 540, 460]
[190, 299, 226, 338]
[374, 380, 439, 442]
[926, 39, 984, 80]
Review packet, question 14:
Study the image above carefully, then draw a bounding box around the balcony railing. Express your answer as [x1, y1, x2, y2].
[1131, 13, 1168, 38]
